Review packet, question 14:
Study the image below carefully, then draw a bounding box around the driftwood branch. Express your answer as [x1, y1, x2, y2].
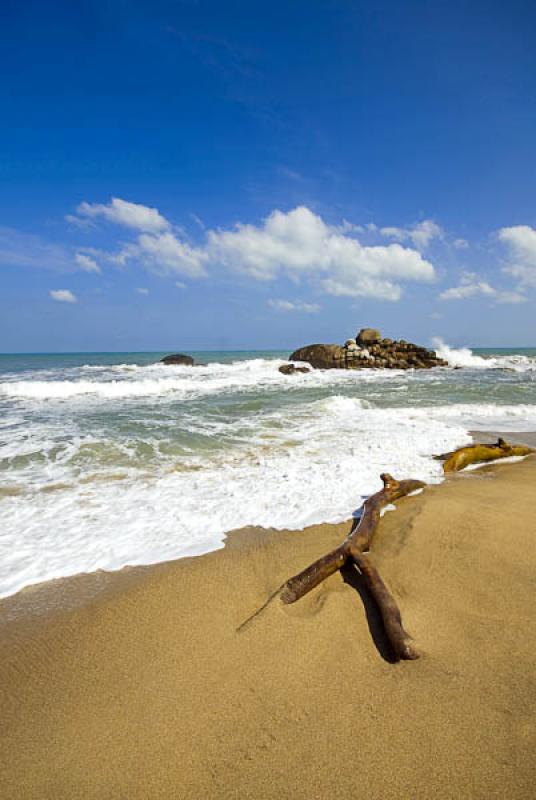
[436, 437, 534, 473]
[352, 552, 417, 660]
[278, 440, 533, 662]
[281, 473, 425, 660]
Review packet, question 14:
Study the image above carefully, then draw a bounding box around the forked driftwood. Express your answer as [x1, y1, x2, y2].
[281, 473, 425, 660]
[436, 437, 534, 473]
[279, 439, 533, 662]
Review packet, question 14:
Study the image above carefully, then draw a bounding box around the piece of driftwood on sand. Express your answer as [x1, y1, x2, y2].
[280, 439, 533, 662]
[436, 437, 534, 473]
[281, 473, 425, 660]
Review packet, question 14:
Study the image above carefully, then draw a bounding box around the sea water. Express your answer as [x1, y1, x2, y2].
[1, 342, 535, 598]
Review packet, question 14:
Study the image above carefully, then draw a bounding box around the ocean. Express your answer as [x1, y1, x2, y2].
[1, 342, 535, 599]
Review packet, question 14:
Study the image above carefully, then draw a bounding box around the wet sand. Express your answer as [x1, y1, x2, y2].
[1, 449, 535, 799]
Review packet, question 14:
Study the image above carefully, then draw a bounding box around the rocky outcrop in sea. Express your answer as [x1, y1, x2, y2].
[289, 328, 448, 370]
[160, 353, 194, 366]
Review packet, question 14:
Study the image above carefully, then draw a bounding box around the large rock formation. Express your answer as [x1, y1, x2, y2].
[288, 344, 347, 370]
[160, 353, 194, 366]
[289, 329, 448, 370]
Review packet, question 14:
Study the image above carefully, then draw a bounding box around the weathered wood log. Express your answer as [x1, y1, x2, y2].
[279, 441, 533, 662]
[280, 546, 348, 604]
[352, 552, 418, 660]
[349, 473, 425, 552]
[438, 437, 533, 473]
[281, 473, 425, 660]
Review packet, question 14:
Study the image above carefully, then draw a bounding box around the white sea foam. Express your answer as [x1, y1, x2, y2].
[2, 343, 534, 408]
[0, 396, 466, 597]
[433, 338, 536, 371]
[1, 352, 535, 599]
[0, 359, 403, 403]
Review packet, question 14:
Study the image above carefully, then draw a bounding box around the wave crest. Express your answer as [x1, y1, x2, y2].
[432, 338, 536, 371]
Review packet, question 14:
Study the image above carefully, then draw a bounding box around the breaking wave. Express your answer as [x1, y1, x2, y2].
[432, 338, 536, 371]
[1, 349, 535, 599]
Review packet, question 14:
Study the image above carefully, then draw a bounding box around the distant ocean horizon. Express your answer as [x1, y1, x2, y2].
[1, 342, 536, 599]
[1, 345, 536, 355]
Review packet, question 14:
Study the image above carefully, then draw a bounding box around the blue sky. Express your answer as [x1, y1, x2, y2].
[1, 0, 536, 351]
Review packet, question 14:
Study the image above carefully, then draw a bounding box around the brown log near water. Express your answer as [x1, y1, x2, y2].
[279, 440, 533, 662]
[281, 473, 425, 660]
[438, 437, 533, 473]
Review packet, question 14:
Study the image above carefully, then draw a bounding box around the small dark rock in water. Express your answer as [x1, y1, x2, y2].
[279, 363, 310, 375]
[160, 353, 194, 366]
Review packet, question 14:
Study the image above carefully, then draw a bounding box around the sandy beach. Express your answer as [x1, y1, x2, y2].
[4, 1, 536, 795]
[1, 449, 535, 799]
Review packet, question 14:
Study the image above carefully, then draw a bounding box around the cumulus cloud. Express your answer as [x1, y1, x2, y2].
[379, 219, 443, 250]
[268, 299, 321, 313]
[122, 232, 208, 278]
[70, 197, 170, 233]
[498, 225, 536, 287]
[207, 207, 435, 298]
[112, 205, 435, 299]
[50, 289, 77, 303]
[136, 287, 149, 295]
[75, 252, 101, 273]
[439, 272, 526, 304]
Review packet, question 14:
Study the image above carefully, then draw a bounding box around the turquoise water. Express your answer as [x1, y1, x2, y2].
[0, 344, 535, 598]
[0, 350, 290, 373]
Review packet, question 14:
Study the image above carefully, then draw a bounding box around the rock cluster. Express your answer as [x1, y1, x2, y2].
[289, 328, 448, 370]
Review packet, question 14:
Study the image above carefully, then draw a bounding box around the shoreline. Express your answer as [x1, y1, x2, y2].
[1, 429, 535, 621]
[3, 346, 536, 600]
[1, 430, 535, 621]
[1, 439, 535, 797]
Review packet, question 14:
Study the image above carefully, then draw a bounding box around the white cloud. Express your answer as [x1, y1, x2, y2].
[122, 232, 208, 278]
[206, 206, 435, 299]
[268, 299, 321, 313]
[440, 279, 496, 301]
[499, 224, 536, 260]
[75, 252, 101, 273]
[175, 281, 187, 289]
[498, 225, 536, 287]
[50, 289, 77, 303]
[136, 287, 149, 295]
[379, 219, 443, 250]
[440, 283, 492, 300]
[112, 205, 435, 299]
[493, 290, 527, 304]
[439, 272, 526, 304]
[453, 238, 469, 250]
[71, 197, 170, 233]
[321, 276, 401, 301]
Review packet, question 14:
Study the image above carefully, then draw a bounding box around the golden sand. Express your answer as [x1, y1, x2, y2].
[1, 457, 535, 799]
